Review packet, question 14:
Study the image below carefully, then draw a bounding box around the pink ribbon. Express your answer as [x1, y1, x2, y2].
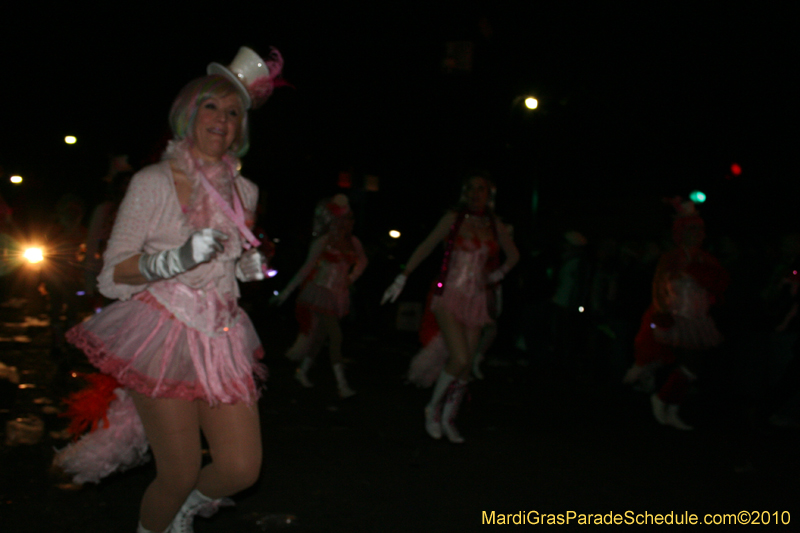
[196, 167, 260, 250]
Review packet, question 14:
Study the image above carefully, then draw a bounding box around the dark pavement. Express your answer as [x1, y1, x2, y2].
[1, 297, 799, 533]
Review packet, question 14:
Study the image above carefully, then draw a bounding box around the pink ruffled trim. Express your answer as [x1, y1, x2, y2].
[65, 291, 267, 405]
[67, 325, 266, 404]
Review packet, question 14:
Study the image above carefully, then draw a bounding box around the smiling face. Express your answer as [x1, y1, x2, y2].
[190, 92, 243, 162]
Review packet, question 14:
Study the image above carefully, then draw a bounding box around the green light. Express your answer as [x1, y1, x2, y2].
[689, 190, 706, 203]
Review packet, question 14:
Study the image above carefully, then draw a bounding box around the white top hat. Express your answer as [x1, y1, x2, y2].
[207, 46, 284, 110]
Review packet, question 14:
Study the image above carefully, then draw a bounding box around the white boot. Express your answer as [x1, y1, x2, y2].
[664, 404, 693, 430]
[441, 380, 467, 444]
[650, 393, 667, 425]
[424, 404, 442, 439]
[169, 489, 232, 533]
[333, 363, 356, 398]
[295, 357, 314, 388]
[472, 353, 485, 380]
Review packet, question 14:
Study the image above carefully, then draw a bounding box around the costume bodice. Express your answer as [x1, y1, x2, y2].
[446, 235, 497, 291]
[312, 245, 358, 291]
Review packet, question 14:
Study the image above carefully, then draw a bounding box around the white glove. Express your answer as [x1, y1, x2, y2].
[235, 248, 266, 282]
[139, 228, 228, 281]
[487, 268, 505, 284]
[381, 274, 407, 305]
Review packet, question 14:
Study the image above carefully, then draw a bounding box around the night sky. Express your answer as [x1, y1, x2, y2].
[2, 3, 799, 250]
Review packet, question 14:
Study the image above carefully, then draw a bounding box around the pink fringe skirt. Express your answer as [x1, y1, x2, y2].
[430, 284, 492, 328]
[66, 291, 266, 405]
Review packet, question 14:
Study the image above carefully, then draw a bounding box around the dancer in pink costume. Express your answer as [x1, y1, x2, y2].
[383, 173, 519, 443]
[639, 198, 728, 430]
[272, 194, 368, 398]
[62, 46, 287, 533]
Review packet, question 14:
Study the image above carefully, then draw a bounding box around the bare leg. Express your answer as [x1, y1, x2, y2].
[426, 310, 482, 442]
[131, 392, 202, 533]
[434, 309, 482, 380]
[196, 401, 262, 498]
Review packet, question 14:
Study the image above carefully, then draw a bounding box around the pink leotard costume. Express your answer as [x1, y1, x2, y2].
[66, 139, 266, 406]
[282, 234, 367, 362]
[297, 236, 367, 318]
[429, 233, 498, 328]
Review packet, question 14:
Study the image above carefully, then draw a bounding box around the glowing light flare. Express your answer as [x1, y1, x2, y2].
[689, 190, 707, 204]
[389, 230, 401, 239]
[64, 136, 77, 144]
[731, 163, 742, 176]
[578, 306, 585, 313]
[273, 290, 279, 296]
[524, 97, 539, 110]
[10, 175, 23, 184]
[23, 247, 44, 264]
[266, 269, 278, 278]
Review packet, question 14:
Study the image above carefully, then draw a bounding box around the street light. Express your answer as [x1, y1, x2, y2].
[10, 175, 23, 184]
[23, 247, 44, 264]
[524, 97, 539, 110]
[64, 136, 77, 144]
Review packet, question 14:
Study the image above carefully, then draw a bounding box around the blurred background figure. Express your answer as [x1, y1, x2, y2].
[549, 230, 592, 374]
[84, 170, 134, 309]
[639, 197, 729, 430]
[272, 194, 368, 399]
[101, 153, 134, 185]
[42, 193, 87, 354]
[386, 172, 519, 443]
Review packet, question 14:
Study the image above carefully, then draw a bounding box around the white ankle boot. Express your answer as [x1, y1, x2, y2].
[472, 353, 485, 380]
[650, 394, 667, 425]
[664, 404, 693, 430]
[441, 381, 467, 443]
[333, 363, 356, 398]
[169, 489, 232, 533]
[424, 404, 442, 439]
[295, 357, 314, 388]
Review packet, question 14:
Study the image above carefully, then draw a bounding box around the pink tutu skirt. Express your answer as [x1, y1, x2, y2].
[66, 291, 266, 405]
[297, 283, 349, 318]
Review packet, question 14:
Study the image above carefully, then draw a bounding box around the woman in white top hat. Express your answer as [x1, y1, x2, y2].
[65, 46, 287, 533]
